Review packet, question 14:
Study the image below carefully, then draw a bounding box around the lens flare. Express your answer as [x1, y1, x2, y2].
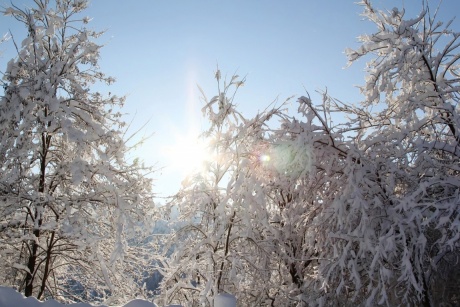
[259, 154, 271, 162]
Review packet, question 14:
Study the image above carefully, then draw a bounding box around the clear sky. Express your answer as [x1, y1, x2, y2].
[1, 0, 459, 199]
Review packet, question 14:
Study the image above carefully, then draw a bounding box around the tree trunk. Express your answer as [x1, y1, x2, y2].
[25, 134, 49, 297]
[24, 227, 40, 297]
[420, 271, 432, 307]
[217, 211, 236, 291]
[37, 231, 55, 299]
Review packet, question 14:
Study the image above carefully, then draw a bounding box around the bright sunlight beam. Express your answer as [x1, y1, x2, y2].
[162, 132, 210, 176]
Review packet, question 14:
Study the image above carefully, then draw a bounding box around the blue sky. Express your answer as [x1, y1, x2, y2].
[1, 0, 459, 198]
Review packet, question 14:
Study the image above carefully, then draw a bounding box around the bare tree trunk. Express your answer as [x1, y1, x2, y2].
[24, 226, 40, 297]
[37, 231, 55, 299]
[420, 271, 432, 307]
[25, 135, 49, 297]
[217, 211, 236, 291]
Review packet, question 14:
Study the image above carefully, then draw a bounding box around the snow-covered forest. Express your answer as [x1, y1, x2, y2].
[1, 0, 460, 306]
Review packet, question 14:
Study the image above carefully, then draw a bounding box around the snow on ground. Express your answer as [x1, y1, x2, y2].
[213, 293, 236, 307]
[0, 287, 154, 307]
[0, 287, 236, 307]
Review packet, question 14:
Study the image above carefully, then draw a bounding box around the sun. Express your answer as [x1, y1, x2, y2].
[162, 132, 210, 176]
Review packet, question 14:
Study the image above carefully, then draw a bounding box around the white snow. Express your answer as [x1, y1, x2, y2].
[0, 286, 154, 307]
[0, 287, 237, 307]
[123, 300, 156, 307]
[214, 293, 237, 307]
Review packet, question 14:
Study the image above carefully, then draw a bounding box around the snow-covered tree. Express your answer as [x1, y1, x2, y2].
[158, 73, 263, 306]
[158, 73, 329, 306]
[160, 1, 460, 306]
[298, 1, 460, 306]
[0, 0, 156, 303]
[157, 72, 290, 305]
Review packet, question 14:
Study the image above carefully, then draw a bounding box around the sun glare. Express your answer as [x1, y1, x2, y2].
[259, 154, 271, 162]
[162, 133, 210, 176]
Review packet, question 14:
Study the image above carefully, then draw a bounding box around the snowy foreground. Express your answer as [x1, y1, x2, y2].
[0, 287, 237, 307]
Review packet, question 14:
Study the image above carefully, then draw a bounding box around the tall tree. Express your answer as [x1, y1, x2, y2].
[158, 73, 283, 306]
[301, 1, 460, 306]
[0, 0, 156, 303]
[160, 1, 460, 306]
[159, 72, 325, 306]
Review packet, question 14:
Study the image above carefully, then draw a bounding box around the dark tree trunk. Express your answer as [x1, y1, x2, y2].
[24, 227, 40, 297]
[420, 271, 432, 307]
[37, 231, 55, 299]
[25, 132, 50, 297]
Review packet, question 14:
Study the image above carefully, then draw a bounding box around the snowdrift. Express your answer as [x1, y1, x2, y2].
[0, 287, 236, 307]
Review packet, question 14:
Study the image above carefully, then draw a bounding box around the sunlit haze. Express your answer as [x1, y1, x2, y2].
[161, 131, 210, 177]
[1, 0, 458, 198]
